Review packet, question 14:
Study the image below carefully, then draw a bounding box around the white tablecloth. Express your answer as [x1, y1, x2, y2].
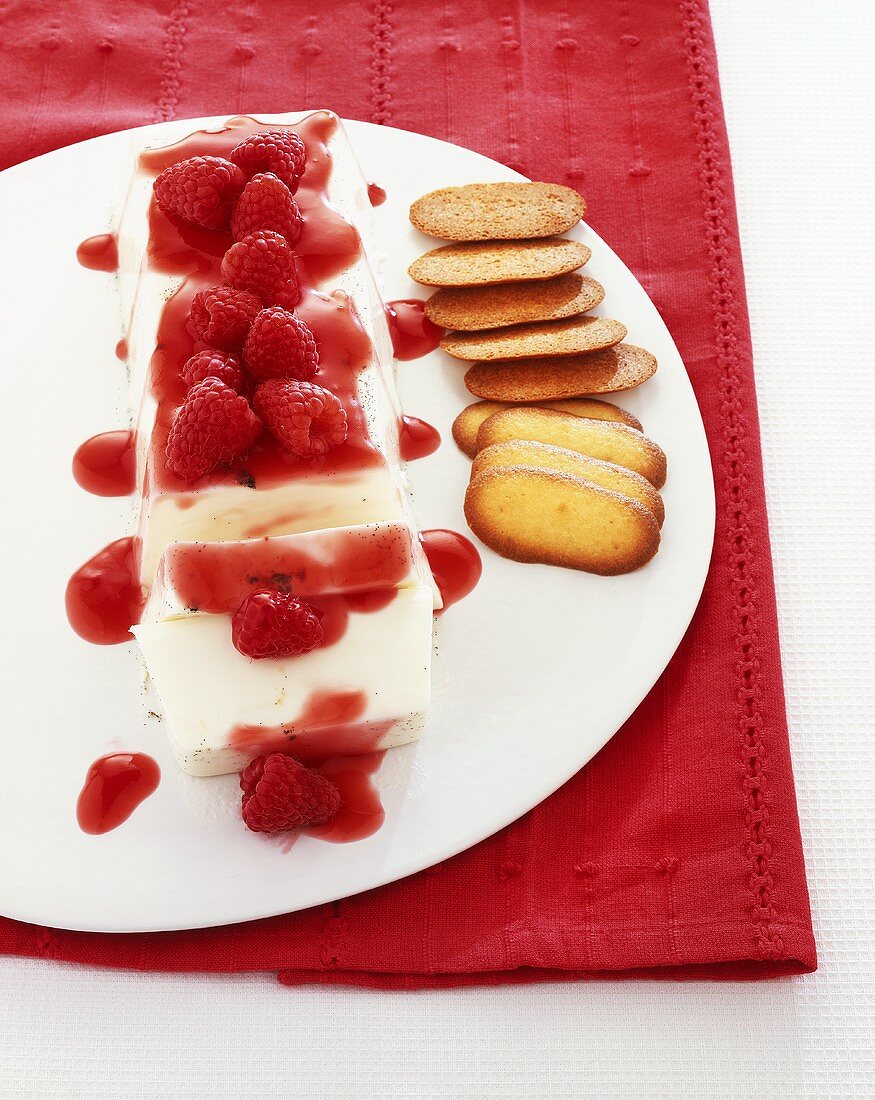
[2, 2, 873, 1096]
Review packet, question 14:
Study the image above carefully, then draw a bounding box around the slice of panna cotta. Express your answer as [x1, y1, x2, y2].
[120, 112, 440, 775]
[133, 523, 435, 776]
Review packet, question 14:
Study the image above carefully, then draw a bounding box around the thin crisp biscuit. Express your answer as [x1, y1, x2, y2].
[465, 344, 657, 400]
[441, 316, 626, 362]
[408, 238, 591, 287]
[472, 440, 664, 527]
[410, 182, 586, 241]
[424, 274, 605, 331]
[476, 407, 667, 488]
[451, 398, 642, 458]
[464, 466, 660, 575]
[544, 398, 642, 432]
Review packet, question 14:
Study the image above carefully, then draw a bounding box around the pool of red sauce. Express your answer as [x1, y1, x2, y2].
[398, 415, 441, 461]
[115, 338, 128, 361]
[420, 529, 482, 611]
[76, 233, 118, 273]
[367, 182, 386, 207]
[65, 537, 145, 644]
[76, 752, 160, 834]
[386, 299, 443, 360]
[72, 430, 136, 496]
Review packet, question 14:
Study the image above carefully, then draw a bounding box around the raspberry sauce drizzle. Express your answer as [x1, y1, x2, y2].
[367, 183, 387, 207]
[165, 525, 412, 613]
[386, 299, 444, 360]
[230, 689, 394, 761]
[420, 529, 482, 611]
[65, 537, 145, 644]
[72, 430, 136, 496]
[76, 753, 161, 834]
[399, 415, 441, 461]
[304, 752, 385, 842]
[76, 233, 119, 273]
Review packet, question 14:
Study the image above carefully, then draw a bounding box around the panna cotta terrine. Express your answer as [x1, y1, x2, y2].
[120, 112, 438, 775]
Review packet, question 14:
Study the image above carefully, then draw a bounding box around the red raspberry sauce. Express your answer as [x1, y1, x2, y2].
[76, 753, 161, 834]
[398, 415, 441, 461]
[420, 529, 482, 611]
[76, 233, 119, 273]
[367, 182, 387, 207]
[386, 299, 443, 360]
[72, 430, 136, 496]
[65, 537, 144, 644]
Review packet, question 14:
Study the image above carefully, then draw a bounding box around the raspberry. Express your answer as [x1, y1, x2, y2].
[230, 129, 307, 192]
[243, 307, 319, 381]
[153, 156, 246, 229]
[181, 349, 245, 391]
[189, 286, 261, 350]
[240, 753, 340, 833]
[232, 590, 324, 660]
[165, 378, 262, 481]
[221, 230, 301, 309]
[231, 173, 303, 245]
[253, 379, 348, 458]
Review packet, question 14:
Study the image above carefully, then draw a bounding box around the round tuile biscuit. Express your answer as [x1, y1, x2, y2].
[410, 182, 586, 241]
[464, 343, 657, 400]
[472, 440, 664, 527]
[476, 406, 667, 488]
[424, 274, 605, 331]
[451, 398, 642, 458]
[408, 238, 591, 287]
[464, 465, 660, 575]
[441, 315, 626, 362]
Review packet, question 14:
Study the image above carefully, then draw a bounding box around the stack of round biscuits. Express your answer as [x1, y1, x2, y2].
[408, 181, 666, 576]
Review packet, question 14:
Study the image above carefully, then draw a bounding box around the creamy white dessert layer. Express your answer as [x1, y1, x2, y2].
[118, 112, 416, 586]
[133, 586, 433, 777]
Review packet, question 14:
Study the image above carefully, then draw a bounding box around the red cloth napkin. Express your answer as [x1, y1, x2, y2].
[0, 0, 816, 984]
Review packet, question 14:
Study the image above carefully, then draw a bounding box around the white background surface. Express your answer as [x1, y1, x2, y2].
[1, 1, 873, 1096]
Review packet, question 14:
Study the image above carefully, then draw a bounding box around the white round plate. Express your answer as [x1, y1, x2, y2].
[0, 116, 714, 932]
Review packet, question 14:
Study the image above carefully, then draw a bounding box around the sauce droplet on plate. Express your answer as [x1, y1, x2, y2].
[367, 182, 387, 207]
[76, 233, 119, 273]
[398, 415, 441, 461]
[76, 753, 161, 835]
[65, 537, 144, 644]
[386, 299, 443, 360]
[72, 430, 136, 496]
[420, 529, 482, 611]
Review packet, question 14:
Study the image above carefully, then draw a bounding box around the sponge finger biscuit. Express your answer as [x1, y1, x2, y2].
[451, 398, 642, 458]
[464, 466, 660, 575]
[472, 440, 664, 527]
[441, 316, 626, 362]
[464, 344, 657, 400]
[410, 182, 586, 240]
[424, 274, 604, 331]
[408, 238, 591, 287]
[477, 407, 667, 488]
